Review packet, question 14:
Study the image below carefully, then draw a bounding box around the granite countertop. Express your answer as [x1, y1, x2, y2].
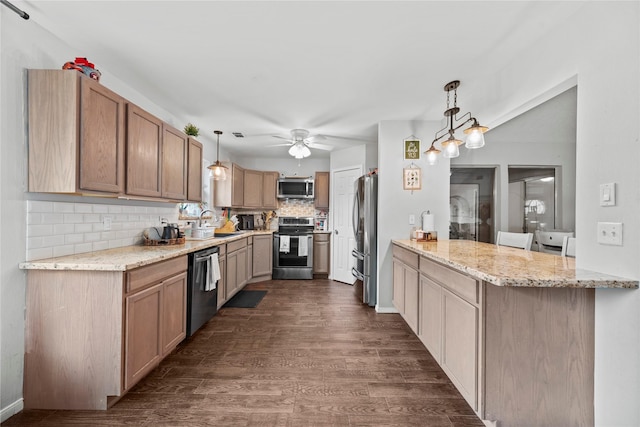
[20, 230, 274, 272]
[393, 239, 638, 289]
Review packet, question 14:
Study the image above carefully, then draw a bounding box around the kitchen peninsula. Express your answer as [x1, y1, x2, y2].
[392, 239, 637, 427]
[19, 230, 273, 410]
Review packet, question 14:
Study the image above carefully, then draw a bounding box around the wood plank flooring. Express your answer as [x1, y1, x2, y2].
[3, 279, 484, 426]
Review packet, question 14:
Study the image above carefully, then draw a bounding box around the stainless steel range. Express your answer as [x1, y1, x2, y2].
[273, 217, 314, 280]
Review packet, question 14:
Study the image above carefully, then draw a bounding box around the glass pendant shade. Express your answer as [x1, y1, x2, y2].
[425, 144, 441, 165]
[464, 123, 488, 149]
[289, 142, 310, 158]
[441, 137, 461, 158]
[208, 161, 227, 181]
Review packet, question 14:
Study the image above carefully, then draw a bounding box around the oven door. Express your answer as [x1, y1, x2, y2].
[274, 233, 313, 268]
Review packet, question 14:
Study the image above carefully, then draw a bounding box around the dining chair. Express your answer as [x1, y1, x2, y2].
[496, 231, 534, 251]
[561, 236, 576, 257]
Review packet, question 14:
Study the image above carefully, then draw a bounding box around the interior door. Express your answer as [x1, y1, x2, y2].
[331, 166, 362, 283]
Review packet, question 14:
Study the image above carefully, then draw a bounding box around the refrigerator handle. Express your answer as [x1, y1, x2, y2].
[352, 184, 360, 236]
[352, 249, 364, 260]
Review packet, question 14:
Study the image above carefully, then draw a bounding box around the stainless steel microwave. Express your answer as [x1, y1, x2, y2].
[277, 177, 314, 199]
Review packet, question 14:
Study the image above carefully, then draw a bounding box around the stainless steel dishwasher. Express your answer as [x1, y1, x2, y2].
[186, 245, 220, 337]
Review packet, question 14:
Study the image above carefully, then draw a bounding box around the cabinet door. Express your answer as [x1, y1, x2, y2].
[226, 251, 238, 299]
[247, 242, 254, 281]
[126, 104, 162, 197]
[217, 256, 226, 308]
[404, 266, 419, 333]
[313, 239, 330, 274]
[231, 164, 244, 207]
[253, 234, 273, 276]
[441, 288, 478, 410]
[243, 169, 262, 208]
[186, 138, 203, 202]
[262, 171, 279, 209]
[314, 171, 330, 209]
[79, 76, 125, 193]
[161, 272, 187, 356]
[392, 260, 405, 314]
[419, 276, 442, 360]
[237, 247, 248, 289]
[124, 283, 162, 390]
[161, 125, 187, 200]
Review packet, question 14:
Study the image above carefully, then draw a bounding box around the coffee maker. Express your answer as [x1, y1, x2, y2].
[237, 214, 255, 230]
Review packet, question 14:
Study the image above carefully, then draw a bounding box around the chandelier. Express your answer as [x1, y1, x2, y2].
[424, 80, 489, 165]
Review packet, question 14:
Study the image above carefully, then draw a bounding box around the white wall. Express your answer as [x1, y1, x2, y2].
[377, 120, 450, 312]
[376, 3, 639, 424]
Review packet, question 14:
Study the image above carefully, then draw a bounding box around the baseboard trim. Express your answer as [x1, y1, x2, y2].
[375, 305, 398, 314]
[1, 398, 24, 423]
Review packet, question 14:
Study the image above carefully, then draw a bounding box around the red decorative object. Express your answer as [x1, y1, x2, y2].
[62, 57, 101, 81]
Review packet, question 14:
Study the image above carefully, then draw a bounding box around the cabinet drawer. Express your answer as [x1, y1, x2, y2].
[392, 245, 419, 270]
[127, 256, 187, 293]
[420, 256, 478, 304]
[314, 233, 330, 242]
[227, 237, 247, 253]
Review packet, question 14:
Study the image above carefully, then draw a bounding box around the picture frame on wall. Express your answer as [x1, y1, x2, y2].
[404, 137, 421, 160]
[403, 167, 421, 190]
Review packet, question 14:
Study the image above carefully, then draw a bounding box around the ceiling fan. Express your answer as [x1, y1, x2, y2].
[271, 129, 333, 158]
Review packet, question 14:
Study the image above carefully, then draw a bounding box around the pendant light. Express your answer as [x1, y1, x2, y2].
[425, 80, 489, 163]
[207, 130, 228, 181]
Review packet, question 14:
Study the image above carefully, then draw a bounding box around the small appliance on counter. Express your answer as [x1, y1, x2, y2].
[237, 214, 255, 230]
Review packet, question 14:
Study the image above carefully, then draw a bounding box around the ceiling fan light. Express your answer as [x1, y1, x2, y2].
[301, 145, 311, 157]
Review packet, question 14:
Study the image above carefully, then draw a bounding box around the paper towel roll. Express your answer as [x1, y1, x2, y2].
[422, 212, 435, 232]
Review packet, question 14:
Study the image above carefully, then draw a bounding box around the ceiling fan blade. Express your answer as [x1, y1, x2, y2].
[272, 135, 294, 142]
[307, 134, 327, 142]
[307, 142, 334, 150]
[267, 143, 293, 147]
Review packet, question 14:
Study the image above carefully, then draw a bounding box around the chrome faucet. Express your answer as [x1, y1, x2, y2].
[198, 209, 214, 227]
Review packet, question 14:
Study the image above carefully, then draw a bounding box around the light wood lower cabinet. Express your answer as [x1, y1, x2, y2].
[392, 245, 419, 333]
[217, 244, 227, 309]
[251, 234, 273, 281]
[247, 236, 254, 281]
[313, 233, 330, 276]
[393, 243, 595, 426]
[24, 256, 187, 410]
[225, 238, 248, 300]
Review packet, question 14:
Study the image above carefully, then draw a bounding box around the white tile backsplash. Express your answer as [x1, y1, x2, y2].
[26, 200, 179, 261]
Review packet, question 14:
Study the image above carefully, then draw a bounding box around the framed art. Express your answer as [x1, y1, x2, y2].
[404, 137, 420, 160]
[403, 167, 421, 190]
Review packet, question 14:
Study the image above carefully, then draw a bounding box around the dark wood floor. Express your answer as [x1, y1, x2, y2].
[4, 279, 484, 426]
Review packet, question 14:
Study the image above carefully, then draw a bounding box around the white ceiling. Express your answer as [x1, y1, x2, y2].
[20, 0, 585, 158]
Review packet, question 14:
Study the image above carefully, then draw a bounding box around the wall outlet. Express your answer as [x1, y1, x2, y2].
[409, 214, 415, 225]
[597, 222, 623, 245]
[103, 216, 112, 231]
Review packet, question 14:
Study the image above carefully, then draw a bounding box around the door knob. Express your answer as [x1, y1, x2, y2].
[334, 229, 339, 235]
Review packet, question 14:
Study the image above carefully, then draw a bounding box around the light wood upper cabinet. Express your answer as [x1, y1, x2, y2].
[243, 169, 263, 208]
[315, 171, 330, 209]
[126, 103, 162, 198]
[186, 138, 203, 202]
[262, 171, 279, 209]
[232, 164, 244, 207]
[28, 70, 125, 195]
[214, 162, 244, 208]
[161, 124, 188, 200]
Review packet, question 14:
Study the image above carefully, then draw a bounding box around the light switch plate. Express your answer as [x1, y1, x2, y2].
[597, 222, 623, 245]
[600, 183, 616, 206]
[409, 214, 415, 225]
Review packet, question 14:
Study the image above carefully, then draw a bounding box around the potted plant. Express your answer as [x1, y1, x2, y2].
[184, 123, 200, 137]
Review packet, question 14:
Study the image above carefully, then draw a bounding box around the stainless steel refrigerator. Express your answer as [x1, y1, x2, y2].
[351, 174, 377, 306]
